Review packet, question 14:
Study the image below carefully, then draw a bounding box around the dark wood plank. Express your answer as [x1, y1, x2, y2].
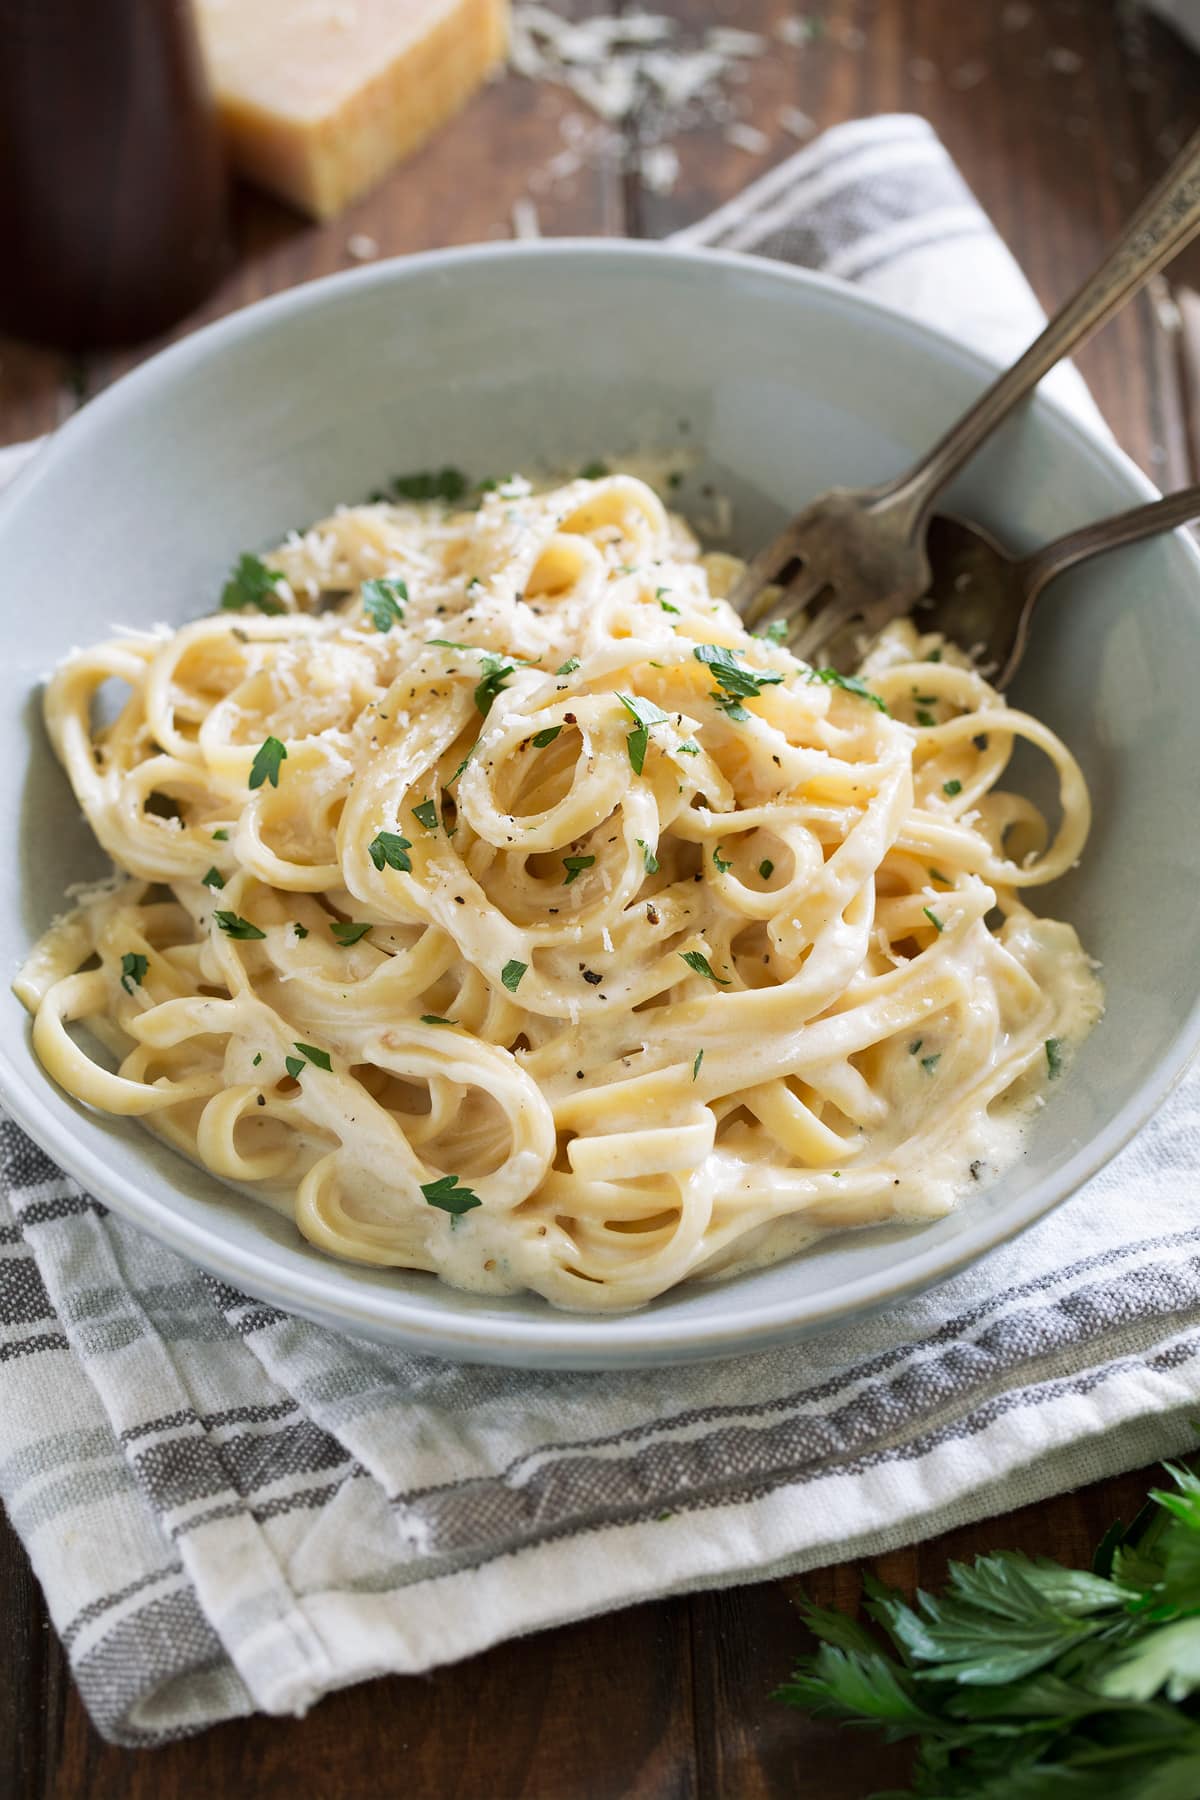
[632, 0, 1200, 483]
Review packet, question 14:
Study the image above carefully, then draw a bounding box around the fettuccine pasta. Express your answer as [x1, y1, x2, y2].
[16, 471, 1101, 1309]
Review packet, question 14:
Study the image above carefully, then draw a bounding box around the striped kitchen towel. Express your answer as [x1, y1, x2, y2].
[2, 114, 1198, 1747]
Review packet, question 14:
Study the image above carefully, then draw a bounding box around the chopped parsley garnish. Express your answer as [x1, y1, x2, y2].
[293, 923, 308, 939]
[284, 1056, 305, 1081]
[201, 866, 224, 889]
[915, 708, 937, 728]
[909, 1039, 923, 1055]
[420, 1174, 482, 1216]
[501, 959, 527, 992]
[119, 952, 148, 995]
[211, 828, 229, 841]
[678, 949, 729, 985]
[421, 1015, 457, 1026]
[656, 588, 680, 614]
[392, 467, 468, 503]
[474, 651, 518, 716]
[248, 736, 287, 790]
[928, 868, 949, 884]
[412, 799, 439, 830]
[578, 459, 609, 480]
[531, 725, 562, 748]
[761, 619, 789, 644]
[330, 921, 372, 946]
[943, 778, 963, 797]
[1045, 1037, 1064, 1079]
[427, 637, 470, 650]
[361, 576, 407, 631]
[676, 740, 701, 756]
[926, 647, 943, 661]
[921, 1053, 941, 1075]
[807, 667, 889, 713]
[448, 749, 473, 784]
[220, 553, 287, 615]
[637, 838, 660, 875]
[562, 854, 595, 886]
[712, 844, 732, 873]
[694, 643, 784, 720]
[293, 1041, 332, 1072]
[692, 1048, 704, 1080]
[214, 911, 266, 940]
[922, 906, 945, 933]
[252, 1052, 262, 1067]
[758, 859, 774, 880]
[368, 830, 413, 872]
[556, 657, 581, 676]
[617, 692, 670, 774]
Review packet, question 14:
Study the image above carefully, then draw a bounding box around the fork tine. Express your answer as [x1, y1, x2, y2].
[759, 566, 829, 636]
[788, 590, 865, 664]
[728, 519, 818, 620]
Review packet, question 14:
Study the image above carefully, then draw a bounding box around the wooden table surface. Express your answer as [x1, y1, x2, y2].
[3, 3, 1199, 1795]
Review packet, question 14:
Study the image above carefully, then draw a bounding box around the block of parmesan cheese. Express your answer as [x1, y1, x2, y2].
[194, 0, 510, 220]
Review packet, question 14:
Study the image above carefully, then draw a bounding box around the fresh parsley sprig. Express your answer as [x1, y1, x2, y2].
[777, 1458, 1200, 1799]
[221, 553, 288, 615]
[808, 667, 890, 714]
[694, 643, 784, 721]
[361, 576, 407, 631]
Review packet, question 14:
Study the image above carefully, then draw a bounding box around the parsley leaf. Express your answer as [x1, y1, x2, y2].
[421, 1015, 457, 1026]
[361, 576, 407, 631]
[617, 692, 669, 774]
[248, 736, 287, 790]
[501, 959, 527, 992]
[474, 652, 517, 715]
[922, 906, 944, 933]
[412, 799, 439, 831]
[578, 459, 609, 480]
[921, 1053, 941, 1075]
[807, 668, 889, 713]
[943, 777, 963, 797]
[201, 866, 224, 889]
[713, 844, 732, 873]
[211, 828, 229, 841]
[637, 838, 660, 875]
[284, 1055, 305, 1081]
[392, 467, 468, 503]
[758, 859, 774, 880]
[368, 831, 413, 872]
[676, 740, 701, 756]
[1046, 1037, 1064, 1079]
[293, 923, 308, 939]
[692, 1048, 704, 1081]
[421, 1174, 482, 1216]
[531, 725, 562, 749]
[562, 854, 595, 886]
[214, 911, 266, 940]
[119, 952, 148, 995]
[656, 588, 681, 614]
[694, 643, 784, 719]
[916, 708, 937, 728]
[761, 620, 789, 644]
[293, 1041, 332, 1072]
[556, 657, 581, 676]
[221, 553, 287, 615]
[678, 949, 729, 985]
[330, 921, 372, 946]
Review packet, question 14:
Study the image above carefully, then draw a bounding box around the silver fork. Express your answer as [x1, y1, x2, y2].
[730, 128, 1200, 663]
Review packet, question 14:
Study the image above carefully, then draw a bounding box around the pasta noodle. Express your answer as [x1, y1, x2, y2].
[16, 472, 1102, 1309]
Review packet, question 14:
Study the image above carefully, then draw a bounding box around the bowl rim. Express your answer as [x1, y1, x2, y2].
[3, 235, 1199, 1367]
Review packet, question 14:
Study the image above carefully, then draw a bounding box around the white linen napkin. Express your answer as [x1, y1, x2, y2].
[3, 114, 1197, 1748]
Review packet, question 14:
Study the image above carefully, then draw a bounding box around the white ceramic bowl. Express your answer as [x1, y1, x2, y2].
[2, 242, 1199, 1368]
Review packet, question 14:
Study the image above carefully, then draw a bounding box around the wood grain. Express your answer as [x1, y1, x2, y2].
[1, 3, 1198, 1797]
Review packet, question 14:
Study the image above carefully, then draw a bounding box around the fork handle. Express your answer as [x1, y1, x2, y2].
[1019, 482, 1200, 599]
[880, 127, 1200, 528]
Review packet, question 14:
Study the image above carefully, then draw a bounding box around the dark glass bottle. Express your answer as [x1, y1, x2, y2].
[0, 0, 230, 349]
